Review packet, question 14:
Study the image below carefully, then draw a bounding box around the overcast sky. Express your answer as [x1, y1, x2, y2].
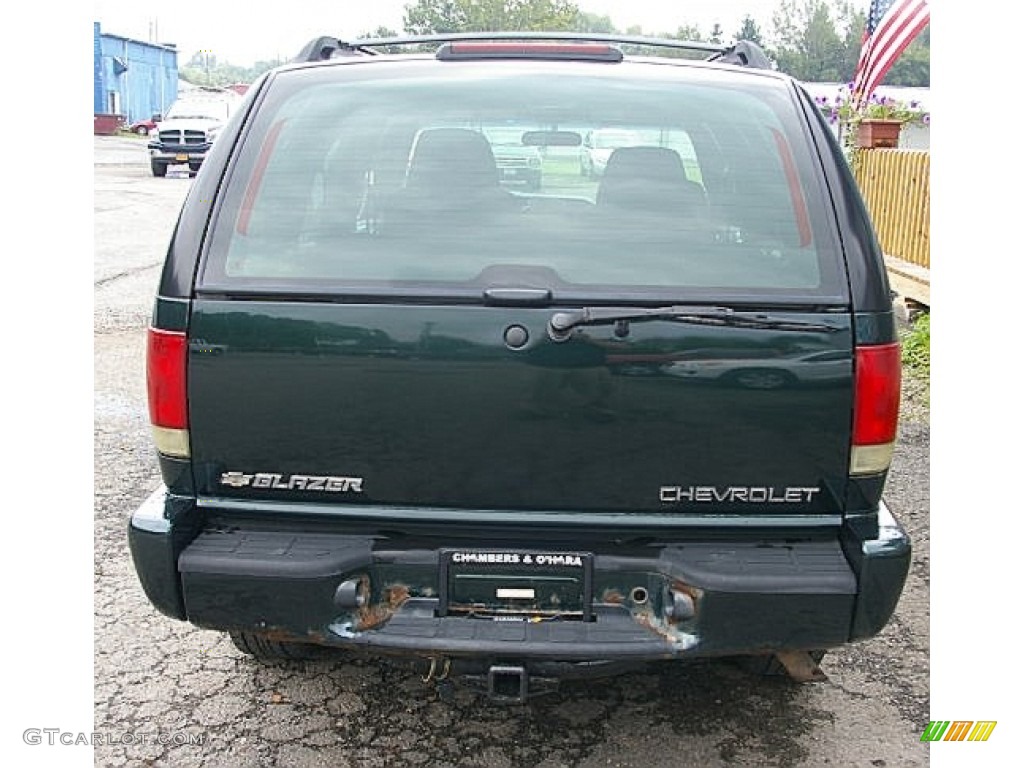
[94, 0, 796, 66]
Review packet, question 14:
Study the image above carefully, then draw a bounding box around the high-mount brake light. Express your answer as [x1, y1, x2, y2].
[850, 342, 901, 475]
[437, 42, 623, 62]
[147, 327, 190, 458]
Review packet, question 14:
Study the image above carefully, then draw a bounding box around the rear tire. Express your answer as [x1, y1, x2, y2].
[150, 161, 167, 177]
[136, 125, 149, 135]
[228, 630, 332, 661]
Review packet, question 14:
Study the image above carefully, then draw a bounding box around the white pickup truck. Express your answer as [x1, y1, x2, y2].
[147, 88, 242, 177]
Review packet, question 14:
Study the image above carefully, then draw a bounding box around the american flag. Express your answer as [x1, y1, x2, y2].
[851, 0, 930, 107]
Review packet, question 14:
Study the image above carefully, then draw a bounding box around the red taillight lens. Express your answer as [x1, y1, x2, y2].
[853, 343, 901, 445]
[147, 328, 188, 429]
[850, 342, 900, 476]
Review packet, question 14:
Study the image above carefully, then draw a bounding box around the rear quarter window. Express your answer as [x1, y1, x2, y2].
[201, 62, 845, 304]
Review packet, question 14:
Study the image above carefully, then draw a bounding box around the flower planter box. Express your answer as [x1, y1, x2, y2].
[856, 119, 902, 149]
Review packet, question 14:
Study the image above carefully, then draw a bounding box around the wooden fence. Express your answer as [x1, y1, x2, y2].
[851, 149, 931, 307]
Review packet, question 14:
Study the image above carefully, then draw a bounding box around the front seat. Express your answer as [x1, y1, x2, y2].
[385, 128, 518, 235]
[596, 146, 708, 220]
[406, 127, 501, 195]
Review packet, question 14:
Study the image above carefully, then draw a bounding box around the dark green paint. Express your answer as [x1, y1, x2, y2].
[186, 301, 856, 516]
[152, 296, 190, 331]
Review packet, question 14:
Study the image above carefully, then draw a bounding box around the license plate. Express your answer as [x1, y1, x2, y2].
[175, 154, 189, 162]
[438, 549, 593, 619]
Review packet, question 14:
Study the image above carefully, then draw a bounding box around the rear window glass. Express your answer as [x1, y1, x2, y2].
[201, 63, 844, 302]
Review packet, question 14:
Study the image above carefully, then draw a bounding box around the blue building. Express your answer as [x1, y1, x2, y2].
[94, 21, 179, 123]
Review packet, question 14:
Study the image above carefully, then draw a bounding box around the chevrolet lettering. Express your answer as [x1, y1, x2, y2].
[129, 31, 911, 703]
[660, 486, 823, 504]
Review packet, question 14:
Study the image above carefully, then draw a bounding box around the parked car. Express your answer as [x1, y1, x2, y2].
[128, 115, 161, 135]
[130, 33, 909, 703]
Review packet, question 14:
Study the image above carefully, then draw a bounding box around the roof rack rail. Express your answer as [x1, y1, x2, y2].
[292, 36, 381, 62]
[705, 40, 773, 70]
[292, 32, 773, 69]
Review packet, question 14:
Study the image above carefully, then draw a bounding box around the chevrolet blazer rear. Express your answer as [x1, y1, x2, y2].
[129, 34, 910, 702]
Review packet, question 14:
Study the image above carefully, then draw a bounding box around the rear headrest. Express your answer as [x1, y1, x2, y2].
[597, 146, 707, 212]
[406, 128, 499, 190]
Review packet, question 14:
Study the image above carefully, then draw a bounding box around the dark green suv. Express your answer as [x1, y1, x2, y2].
[130, 33, 910, 702]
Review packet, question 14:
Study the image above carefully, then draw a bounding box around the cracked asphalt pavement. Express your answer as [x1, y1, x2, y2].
[93, 136, 930, 767]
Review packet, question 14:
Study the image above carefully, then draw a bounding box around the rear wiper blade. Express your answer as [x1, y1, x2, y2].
[547, 305, 842, 341]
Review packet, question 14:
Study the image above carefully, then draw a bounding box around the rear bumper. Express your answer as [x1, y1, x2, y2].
[128, 489, 911, 662]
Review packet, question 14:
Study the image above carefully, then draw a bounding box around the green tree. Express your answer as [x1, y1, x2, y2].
[241, 60, 282, 82]
[357, 27, 405, 54]
[770, 0, 849, 81]
[571, 10, 615, 33]
[404, 0, 465, 34]
[185, 50, 213, 69]
[768, 0, 927, 85]
[664, 26, 709, 58]
[362, 26, 401, 39]
[618, 25, 707, 58]
[837, 3, 867, 81]
[734, 15, 765, 46]
[181, 0, 927, 81]
[672, 24, 705, 41]
[883, 24, 930, 86]
[180, 57, 281, 87]
[403, 0, 580, 34]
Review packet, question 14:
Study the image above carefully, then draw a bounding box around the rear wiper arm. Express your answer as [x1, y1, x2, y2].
[547, 305, 842, 341]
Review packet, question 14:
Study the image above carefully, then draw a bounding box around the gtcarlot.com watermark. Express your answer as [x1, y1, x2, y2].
[23, 728, 205, 747]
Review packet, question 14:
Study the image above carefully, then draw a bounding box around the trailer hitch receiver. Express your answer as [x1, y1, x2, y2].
[488, 665, 528, 704]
